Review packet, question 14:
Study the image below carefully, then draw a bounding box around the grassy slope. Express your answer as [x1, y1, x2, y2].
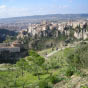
[39, 47, 88, 88]
[0, 47, 88, 88]
[0, 48, 73, 88]
[0, 68, 50, 88]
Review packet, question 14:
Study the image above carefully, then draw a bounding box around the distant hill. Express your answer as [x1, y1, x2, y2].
[0, 14, 88, 24]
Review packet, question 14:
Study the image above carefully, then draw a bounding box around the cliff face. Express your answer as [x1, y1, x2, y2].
[74, 30, 88, 39]
[0, 47, 28, 63]
[26, 21, 88, 40]
[16, 21, 88, 50]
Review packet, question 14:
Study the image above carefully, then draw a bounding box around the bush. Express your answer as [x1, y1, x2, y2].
[38, 79, 53, 88]
[50, 75, 64, 84]
[81, 85, 88, 88]
[67, 43, 88, 69]
[65, 66, 76, 77]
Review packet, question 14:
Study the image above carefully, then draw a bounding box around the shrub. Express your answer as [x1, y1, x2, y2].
[81, 85, 88, 88]
[65, 66, 76, 77]
[67, 43, 88, 69]
[50, 75, 64, 84]
[38, 80, 53, 88]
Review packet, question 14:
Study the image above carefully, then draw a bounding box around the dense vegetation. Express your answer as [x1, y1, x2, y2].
[0, 42, 88, 88]
[0, 29, 17, 43]
[67, 42, 88, 69]
[0, 50, 66, 88]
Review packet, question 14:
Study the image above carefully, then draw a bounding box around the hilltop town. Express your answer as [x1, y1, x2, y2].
[17, 19, 88, 49]
[0, 19, 88, 63]
[0, 0, 88, 87]
[26, 20, 88, 39]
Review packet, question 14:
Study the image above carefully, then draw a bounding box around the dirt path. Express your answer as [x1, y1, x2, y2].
[44, 40, 88, 59]
[45, 45, 75, 59]
[46, 47, 65, 57]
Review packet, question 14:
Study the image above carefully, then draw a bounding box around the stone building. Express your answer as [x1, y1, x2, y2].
[20, 20, 88, 40]
[0, 42, 20, 53]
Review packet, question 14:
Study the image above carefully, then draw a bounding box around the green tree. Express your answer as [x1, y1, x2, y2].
[67, 43, 88, 69]
[27, 50, 45, 80]
[16, 58, 29, 76]
[4, 35, 12, 43]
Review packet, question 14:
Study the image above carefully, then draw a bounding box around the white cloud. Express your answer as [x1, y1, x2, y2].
[0, 5, 52, 18]
[0, 5, 69, 18]
[0, 5, 6, 9]
[0, 6, 32, 18]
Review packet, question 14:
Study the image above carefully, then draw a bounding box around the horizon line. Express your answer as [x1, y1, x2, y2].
[0, 13, 88, 19]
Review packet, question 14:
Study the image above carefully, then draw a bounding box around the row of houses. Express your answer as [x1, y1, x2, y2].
[17, 20, 88, 40]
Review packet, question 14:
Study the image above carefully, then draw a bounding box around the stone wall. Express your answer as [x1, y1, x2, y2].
[0, 47, 20, 53]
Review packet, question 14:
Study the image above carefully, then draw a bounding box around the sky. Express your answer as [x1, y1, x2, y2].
[0, 0, 88, 18]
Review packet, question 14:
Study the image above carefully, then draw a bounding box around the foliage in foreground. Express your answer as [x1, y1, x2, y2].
[67, 43, 88, 69]
[1, 43, 88, 88]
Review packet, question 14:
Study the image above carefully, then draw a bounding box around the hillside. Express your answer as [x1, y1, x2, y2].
[0, 42, 88, 88]
[0, 29, 17, 43]
[0, 14, 88, 24]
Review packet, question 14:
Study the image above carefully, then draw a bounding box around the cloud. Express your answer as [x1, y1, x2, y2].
[0, 5, 31, 18]
[0, 5, 54, 18]
[0, 4, 69, 18]
[0, 5, 6, 9]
